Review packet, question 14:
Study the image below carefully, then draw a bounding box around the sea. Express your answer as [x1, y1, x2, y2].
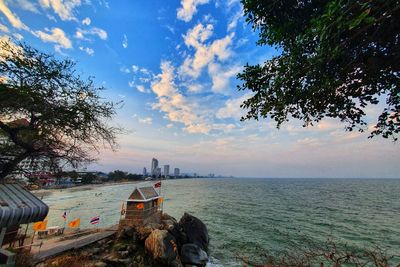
[40, 178, 400, 266]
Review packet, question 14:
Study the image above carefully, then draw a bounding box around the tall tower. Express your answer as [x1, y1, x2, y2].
[143, 167, 147, 176]
[163, 165, 170, 177]
[151, 158, 158, 176]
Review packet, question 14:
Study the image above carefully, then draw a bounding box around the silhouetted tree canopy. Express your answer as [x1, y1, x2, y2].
[238, 0, 400, 140]
[0, 40, 121, 180]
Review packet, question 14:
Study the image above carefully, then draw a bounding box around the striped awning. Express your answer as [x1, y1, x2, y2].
[0, 184, 49, 228]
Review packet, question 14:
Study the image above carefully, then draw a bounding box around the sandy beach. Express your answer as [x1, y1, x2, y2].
[32, 181, 141, 198]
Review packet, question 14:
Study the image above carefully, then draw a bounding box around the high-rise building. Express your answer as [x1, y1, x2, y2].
[163, 165, 170, 177]
[151, 158, 158, 176]
[174, 168, 180, 177]
[156, 167, 161, 177]
[143, 167, 147, 176]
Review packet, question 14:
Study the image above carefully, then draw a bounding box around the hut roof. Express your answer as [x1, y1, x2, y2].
[128, 186, 160, 202]
[0, 184, 49, 228]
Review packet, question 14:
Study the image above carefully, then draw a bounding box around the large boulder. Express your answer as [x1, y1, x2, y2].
[180, 243, 208, 267]
[179, 213, 209, 251]
[145, 229, 182, 267]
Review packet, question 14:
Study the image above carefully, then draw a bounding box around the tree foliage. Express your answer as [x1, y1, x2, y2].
[0, 40, 121, 180]
[238, 0, 400, 140]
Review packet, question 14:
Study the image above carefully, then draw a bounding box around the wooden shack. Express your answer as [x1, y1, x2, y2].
[121, 185, 162, 226]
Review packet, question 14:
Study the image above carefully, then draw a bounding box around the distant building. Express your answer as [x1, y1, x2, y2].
[155, 167, 161, 177]
[143, 167, 147, 176]
[163, 165, 170, 177]
[174, 168, 180, 177]
[151, 158, 158, 176]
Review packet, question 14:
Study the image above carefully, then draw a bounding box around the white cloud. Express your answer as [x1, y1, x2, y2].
[15, 0, 39, 13]
[79, 46, 94, 56]
[38, 0, 81, 21]
[179, 23, 234, 78]
[34, 27, 72, 50]
[13, 33, 23, 40]
[186, 83, 203, 93]
[120, 66, 130, 73]
[136, 85, 146, 93]
[151, 61, 211, 134]
[122, 34, 128, 48]
[0, 0, 29, 30]
[166, 123, 174, 128]
[212, 123, 236, 133]
[0, 23, 9, 33]
[131, 65, 139, 72]
[82, 17, 91, 25]
[227, 9, 242, 32]
[138, 117, 153, 124]
[208, 62, 241, 93]
[177, 0, 209, 22]
[75, 27, 107, 40]
[216, 94, 251, 120]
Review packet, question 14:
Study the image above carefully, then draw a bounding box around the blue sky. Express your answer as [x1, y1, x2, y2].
[1, 0, 399, 178]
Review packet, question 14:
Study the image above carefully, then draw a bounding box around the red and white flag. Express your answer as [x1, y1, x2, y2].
[154, 181, 161, 188]
[90, 216, 100, 225]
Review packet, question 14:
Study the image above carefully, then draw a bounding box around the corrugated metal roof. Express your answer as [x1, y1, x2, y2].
[128, 186, 159, 201]
[0, 184, 49, 228]
[140, 186, 159, 199]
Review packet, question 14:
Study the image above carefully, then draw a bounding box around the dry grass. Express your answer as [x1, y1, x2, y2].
[43, 252, 92, 267]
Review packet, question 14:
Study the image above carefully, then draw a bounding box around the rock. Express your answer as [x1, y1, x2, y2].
[147, 222, 162, 230]
[93, 262, 107, 267]
[127, 244, 137, 253]
[91, 247, 101, 255]
[164, 220, 187, 250]
[162, 219, 177, 231]
[118, 250, 130, 258]
[179, 213, 209, 251]
[113, 242, 128, 251]
[120, 226, 135, 239]
[103, 255, 125, 267]
[135, 225, 154, 241]
[162, 213, 177, 222]
[180, 243, 208, 267]
[145, 229, 181, 266]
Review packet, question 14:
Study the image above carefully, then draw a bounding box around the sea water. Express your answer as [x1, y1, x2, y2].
[41, 178, 400, 266]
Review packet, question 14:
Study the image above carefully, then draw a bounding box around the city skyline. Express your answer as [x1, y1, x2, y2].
[0, 1, 398, 178]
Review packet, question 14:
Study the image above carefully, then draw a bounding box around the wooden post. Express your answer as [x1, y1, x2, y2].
[29, 231, 35, 252]
[0, 227, 6, 246]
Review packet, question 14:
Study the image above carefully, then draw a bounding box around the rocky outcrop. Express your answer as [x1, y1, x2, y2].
[87, 212, 209, 267]
[179, 213, 209, 252]
[180, 243, 208, 266]
[144, 229, 181, 267]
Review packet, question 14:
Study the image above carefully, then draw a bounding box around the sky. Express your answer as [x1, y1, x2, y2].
[0, 0, 399, 178]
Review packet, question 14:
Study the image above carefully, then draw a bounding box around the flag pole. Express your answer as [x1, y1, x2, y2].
[159, 177, 163, 212]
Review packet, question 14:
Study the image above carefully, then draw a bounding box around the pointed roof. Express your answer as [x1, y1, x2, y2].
[128, 186, 160, 202]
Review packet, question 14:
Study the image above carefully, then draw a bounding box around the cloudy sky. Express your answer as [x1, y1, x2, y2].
[0, 0, 398, 178]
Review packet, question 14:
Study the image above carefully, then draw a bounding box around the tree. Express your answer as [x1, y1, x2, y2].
[108, 170, 127, 181]
[238, 0, 400, 140]
[0, 39, 121, 180]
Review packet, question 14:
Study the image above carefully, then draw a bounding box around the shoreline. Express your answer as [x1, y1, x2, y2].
[32, 180, 141, 198]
